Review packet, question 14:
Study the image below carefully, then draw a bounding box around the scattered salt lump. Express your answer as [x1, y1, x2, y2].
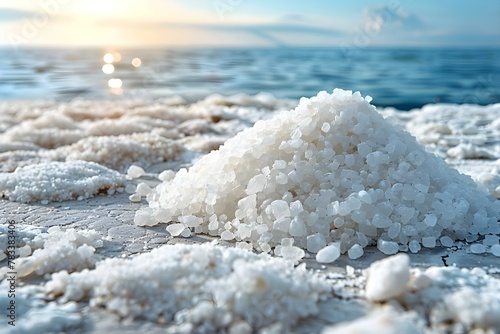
[323, 254, 500, 333]
[365, 254, 411, 302]
[137, 89, 500, 258]
[0, 226, 102, 278]
[0, 161, 125, 203]
[46, 244, 329, 331]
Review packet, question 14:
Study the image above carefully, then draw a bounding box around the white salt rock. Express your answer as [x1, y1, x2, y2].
[491, 244, 500, 256]
[246, 174, 266, 194]
[135, 183, 153, 196]
[19, 245, 32, 257]
[423, 214, 437, 227]
[408, 240, 420, 253]
[358, 190, 372, 204]
[315, 244, 341, 263]
[127, 165, 145, 179]
[270, 200, 291, 220]
[387, 223, 401, 239]
[347, 244, 364, 259]
[125, 183, 136, 194]
[281, 238, 294, 247]
[180, 228, 191, 238]
[221, 230, 235, 241]
[372, 213, 392, 228]
[422, 237, 436, 248]
[129, 194, 141, 202]
[365, 253, 410, 302]
[409, 271, 432, 290]
[307, 233, 327, 253]
[134, 209, 155, 226]
[470, 243, 486, 254]
[440, 236, 454, 247]
[158, 170, 175, 182]
[483, 235, 499, 246]
[289, 218, 307, 237]
[167, 223, 186, 237]
[179, 215, 203, 228]
[377, 239, 399, 255]
[281, 246, 305, 262]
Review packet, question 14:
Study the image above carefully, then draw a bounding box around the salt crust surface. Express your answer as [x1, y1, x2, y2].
[1, 96, 500, 333]
[46, 243, 330, 332]
[32, 249, 500, 333]
[0, 94, 293, 172]
[0, 225, 102, 277]
[137, 89, 500, 259]
[0, 161, 125, 203]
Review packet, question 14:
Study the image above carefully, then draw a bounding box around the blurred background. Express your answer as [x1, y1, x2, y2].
[0, 0, 499, 109]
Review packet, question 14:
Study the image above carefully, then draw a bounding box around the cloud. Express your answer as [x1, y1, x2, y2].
[96, 18, 343, 46]
[0, 8, 35, 22]
[364, 5, 424, 33]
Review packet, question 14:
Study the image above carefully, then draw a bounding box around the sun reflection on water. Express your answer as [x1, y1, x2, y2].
[102, 51, 145, 96]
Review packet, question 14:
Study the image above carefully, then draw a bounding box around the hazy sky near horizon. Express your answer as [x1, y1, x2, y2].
[0, 0, 499, 48]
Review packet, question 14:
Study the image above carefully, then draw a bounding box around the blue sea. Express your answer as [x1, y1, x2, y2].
[1, 47, 499, 110]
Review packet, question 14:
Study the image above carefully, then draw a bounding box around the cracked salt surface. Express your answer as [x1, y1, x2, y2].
[1, 91, 500, 333]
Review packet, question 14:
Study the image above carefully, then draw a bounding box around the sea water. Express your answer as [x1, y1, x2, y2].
[1, 47, 499, 109]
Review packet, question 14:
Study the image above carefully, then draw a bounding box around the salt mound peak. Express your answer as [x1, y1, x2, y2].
[137, 89, 500, 257]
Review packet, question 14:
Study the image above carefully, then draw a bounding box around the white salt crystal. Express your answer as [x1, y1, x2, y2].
[180, 228, 191, 238]
[316, 244, 340, 263]
[158, 170, 175, 182]
[439, 236, 454, 247]
[422, 237, 436, 248]
[129, 194, 141, 202]
[347, 244, 363, 259]
[167, 224, 186, 237]
[321, 122, 330, 132]
[470, 243, 486, 254]
[125, 184, 136, 194]
[408, 240, 421, 253]
[281, 238, 294, 247]
[491, 244, 500, 257]
[179, 215, 203, 228]
[275, 172, 288, 184]
[19, 245, 32, 257]
[365, 253, 410, 302]
[281, 246, 305, 262]
[377, 239, 399, 255]
[423, 214, 437, 227]
[289, 218, 307, 237]
[135, 183, 153, 196]
[246, 174, 266, 194]
[127, 165, 145, 179]
[483, 235, 499, 246]
[307, 233, 327, 253]
[270, 200, 291, 220]
[134, 209, 155, 226]
[290, 200, 304, 216]
[372, 213, 392, 228]
[358, 190, 372, 204]
[221, 230, 235, 240]
[387, 223, 401, 239]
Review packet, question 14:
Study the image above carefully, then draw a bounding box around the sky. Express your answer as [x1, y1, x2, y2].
[0, 0, 499, 48]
